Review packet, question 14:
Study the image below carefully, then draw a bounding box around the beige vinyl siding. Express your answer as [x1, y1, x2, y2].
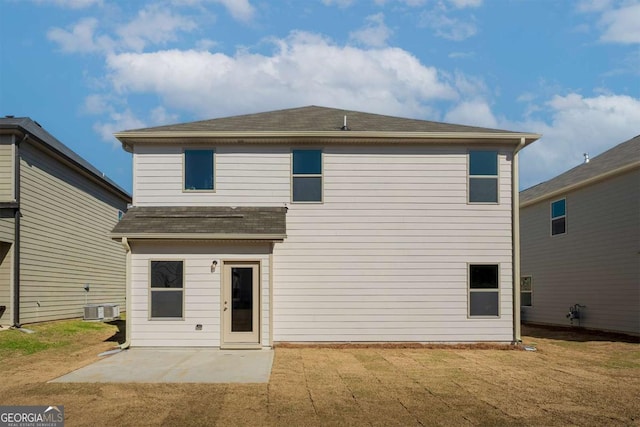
[18, 142, 128, 324]
[273, 146, 514, 342]
[129, 241, 271, 347]
[0, 135, 14, 201]
[0, 242, 12, 326]
[521, 168, 640, 335]
[0, 213, 14, 243]
[134, 145, 290, 206]
[133, 144, 515, 342]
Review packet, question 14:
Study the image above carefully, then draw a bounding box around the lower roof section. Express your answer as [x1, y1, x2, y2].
[111, 206, 287, 241]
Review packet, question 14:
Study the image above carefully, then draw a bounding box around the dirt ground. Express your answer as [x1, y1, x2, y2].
[1, 322, 638, 426]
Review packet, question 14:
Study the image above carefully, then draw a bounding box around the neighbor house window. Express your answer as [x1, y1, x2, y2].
[551, 198, 566, 235]
[184, 149, 214, 191]
[469, 264, 499, 317]
[150, 261, 184, 319]
[468, 151, 498, 203]
[292, 149, 322, 202]
[521, 276, 532, 307]
[118, 210, 124, 221]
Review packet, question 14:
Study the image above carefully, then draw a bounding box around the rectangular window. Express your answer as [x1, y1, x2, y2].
[184, 149, 214, 191]
[521, 276, 532, 307]
[150, 261, 184, 319]
[292, 149, 322, 202]
[468, 151, 498, 203]
[551, 198, 566, 235]
[469, 264, 499, 317]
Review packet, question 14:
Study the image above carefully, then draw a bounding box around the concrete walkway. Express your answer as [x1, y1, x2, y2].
[51, 348, 274, 383]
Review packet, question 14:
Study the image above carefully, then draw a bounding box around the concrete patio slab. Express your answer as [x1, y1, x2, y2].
[51, 348, 274, 383]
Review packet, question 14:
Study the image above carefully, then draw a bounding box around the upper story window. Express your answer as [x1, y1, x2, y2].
[469, 264, 500, 317]
[184, 149, 215, 191]
[468, 151, 498, 203]
[551, 198, 566, 235]
[292, 149, 322, 203]
[150, 260, 184, 319]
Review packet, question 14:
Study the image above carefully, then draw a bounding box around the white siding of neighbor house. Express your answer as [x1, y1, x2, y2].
[521, 169, 640, 335]
[133, 144, 515, 343]
[18, 142, 128, 324]
[129, 241, 272, 347]
[0, 242, 12, 326]
[0, 135, 14, 201]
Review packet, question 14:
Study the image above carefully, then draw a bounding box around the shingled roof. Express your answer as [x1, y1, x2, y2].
[111, 206, 287, 240]
[520, 135, 640, 206]
[119, 106, 519, 134]
[114, 106, 541, 151]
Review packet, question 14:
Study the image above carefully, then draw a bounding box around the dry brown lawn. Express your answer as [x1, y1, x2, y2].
[1, 321, 638, 426]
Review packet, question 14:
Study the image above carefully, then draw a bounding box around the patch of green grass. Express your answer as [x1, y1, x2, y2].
[602, 351, 640, 369]
[0, 319, 117, 358]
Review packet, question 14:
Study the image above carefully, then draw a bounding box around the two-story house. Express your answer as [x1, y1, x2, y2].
[112, 106, 540, 348]
[0, 117, 131, 328]
[520, 135, 639, 336]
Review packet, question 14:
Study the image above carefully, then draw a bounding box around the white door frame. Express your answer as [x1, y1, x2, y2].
[220, 260, 261, 349]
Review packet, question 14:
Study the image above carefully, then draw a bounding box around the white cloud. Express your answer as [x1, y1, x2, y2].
[576, 0, 613, 12]
[116, 5, 197, 51]
[47, 18, 114, 53]
[420, 11, 477, 41]
[444, 100, 498, 128]
[517, 93, 640, 189]
[94, 109, 146, 145]
[31, 0, 102, 8]
[213, 0, 255, 22]
[103, 31, 457, 120]
[349, 13, 392, 47]
[150, 106, 179, 125]
[448, 0, 482, 8]
[322, 0, 356, 8]
[599, 3, 640, 44]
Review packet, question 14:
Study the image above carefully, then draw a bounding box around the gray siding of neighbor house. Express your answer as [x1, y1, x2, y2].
[0, 135, 14, 201]
[18, 141, 128, 323]
[521, 168, 640, 335]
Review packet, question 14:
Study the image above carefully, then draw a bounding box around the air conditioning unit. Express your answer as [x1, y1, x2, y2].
[103, 304, 120, 319]
[84, 304, 104, 320]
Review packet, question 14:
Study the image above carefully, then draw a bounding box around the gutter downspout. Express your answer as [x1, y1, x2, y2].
[13, 134, 27, 328]
[512, 137, 526, 344]
[119, 237, 132, 349]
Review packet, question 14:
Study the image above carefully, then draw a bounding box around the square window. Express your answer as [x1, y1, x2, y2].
[521, 276, 532, 307]
[184, 149, 214, 191]
[468, 151, 498, 203]
[551, 199, 566, 235]
[150, 261, 184, 319]
[469, 264, 499, 317]
[292, 150, 322, 202]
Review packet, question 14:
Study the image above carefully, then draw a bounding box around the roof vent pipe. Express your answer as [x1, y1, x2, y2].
[583, 153, 590, 163]
[341, 115, 349, 131]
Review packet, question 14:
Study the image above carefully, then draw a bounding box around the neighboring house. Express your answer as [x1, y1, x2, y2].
[520, 136, 640, 336]
[112, 106, 540, 348]
[0, 117, 131, 327]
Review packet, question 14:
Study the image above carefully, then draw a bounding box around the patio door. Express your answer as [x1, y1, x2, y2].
[221, 262, 260, 348]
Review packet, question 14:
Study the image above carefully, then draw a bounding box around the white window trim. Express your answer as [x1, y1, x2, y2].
[467, 263, 501, 318]
[291, 149, 324, 204]
[148, 259, 186, 321]
[550, 198, 567, 236]
[467, 150, 500, 205]
[520, 275, 533, 307]
[182, 148, 216, 193]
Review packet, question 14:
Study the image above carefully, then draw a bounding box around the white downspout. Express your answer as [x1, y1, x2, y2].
[512, 137, 526, 344]
[119, 237, 132, 350]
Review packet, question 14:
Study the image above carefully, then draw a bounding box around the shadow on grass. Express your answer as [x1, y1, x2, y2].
[104, 319, 126, 344]
[523, 323, 639, 344]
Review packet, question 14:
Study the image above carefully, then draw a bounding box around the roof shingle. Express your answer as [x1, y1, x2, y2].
[520, 135, 640, 205]
[112, 206, 287, 239]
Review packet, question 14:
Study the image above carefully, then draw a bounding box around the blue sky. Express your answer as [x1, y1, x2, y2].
[1, 0, 638, 194]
